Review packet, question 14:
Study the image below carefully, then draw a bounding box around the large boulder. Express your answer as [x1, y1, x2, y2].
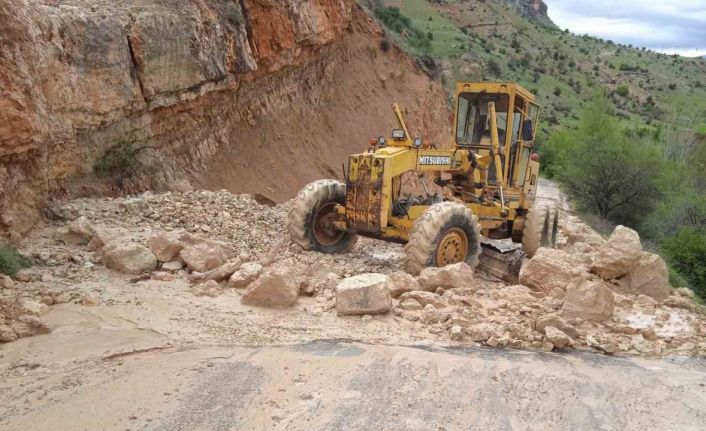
[241, 266, 299, 308]
[0, 324, 18, 342]
[590, 225, 642, 280]
[180, 241, 225, 273]
[617, 252, 671, 301]
[519, 248, 585, 295]
[417, 262, 475, 291]
[561, 278, 614, 322]
[335, 273, 391, 316]
[148, 232, 184, 262]
[386, 271, 421, 298]
[101, 240, 157, 275]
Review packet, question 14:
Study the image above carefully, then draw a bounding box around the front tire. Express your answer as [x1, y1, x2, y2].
[288, 179, 357, 253]
[404, 202, 482, 275]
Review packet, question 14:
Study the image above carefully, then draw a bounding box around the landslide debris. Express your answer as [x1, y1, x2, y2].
[2, 190, 705, 359]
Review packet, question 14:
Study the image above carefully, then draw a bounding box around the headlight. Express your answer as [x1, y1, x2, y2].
[413, 137, 422, 148]
[377, 136, 386, 146]
[392, 129, 406, 140]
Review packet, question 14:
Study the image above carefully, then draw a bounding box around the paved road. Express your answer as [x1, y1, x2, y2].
[2, 341, 705, 431]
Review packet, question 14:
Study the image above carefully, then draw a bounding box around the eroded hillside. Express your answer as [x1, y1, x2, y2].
[0, 0, 450, 238]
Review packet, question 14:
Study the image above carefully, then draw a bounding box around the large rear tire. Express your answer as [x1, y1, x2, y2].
[288, 179, 357, 253]
[522, 204, 553, 258]
[404, 202, 482, 275]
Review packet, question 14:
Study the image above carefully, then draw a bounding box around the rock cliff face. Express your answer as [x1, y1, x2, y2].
[502, 0, 551, 25]
[0, 0, 449, 238]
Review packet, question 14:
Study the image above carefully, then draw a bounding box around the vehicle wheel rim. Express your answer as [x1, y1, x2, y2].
[436, 227, 469, 266]
[313, 202, 344, 246]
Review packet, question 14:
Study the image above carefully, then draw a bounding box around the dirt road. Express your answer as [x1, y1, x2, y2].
[1, 339, 705, 431]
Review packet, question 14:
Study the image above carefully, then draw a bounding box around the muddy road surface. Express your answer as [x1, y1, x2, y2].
[2, 339, 705, 430]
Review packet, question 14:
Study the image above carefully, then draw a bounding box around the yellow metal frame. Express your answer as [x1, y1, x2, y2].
[343, 81, 540, 244]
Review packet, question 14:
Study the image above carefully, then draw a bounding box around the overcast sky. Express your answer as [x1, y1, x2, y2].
[546, 0, 706, 57]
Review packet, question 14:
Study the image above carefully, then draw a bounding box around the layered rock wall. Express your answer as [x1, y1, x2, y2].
[0, 0, 450, 238]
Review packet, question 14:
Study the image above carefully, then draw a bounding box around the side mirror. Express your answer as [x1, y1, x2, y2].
[522, 119, 534, 141]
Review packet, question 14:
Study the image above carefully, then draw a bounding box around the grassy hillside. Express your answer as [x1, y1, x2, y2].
[365, 0, 706, 139]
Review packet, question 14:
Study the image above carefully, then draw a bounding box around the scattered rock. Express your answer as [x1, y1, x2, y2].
[544, 326, 571, 349]
[466, 323, 501, 342]
[417, 262, 475, 291]
[87, 225, 128, 251]
[386, 271, 421, 298]
[421, 303, 441, 324]
[563, 217, 605, 247]
[9, 315, 50, 338]
[519, 248, 584, 295]
[101, 240, 158, 275]
[675, 287, 695, 299]
[180, 241, 225, 273]
[241, 266, 299, 308]
[399, 298, 423, 311]
[534, 313, 578, 338]
[495, 285, 539, 304]
[591, 225, 642, 280]
[561, 278, 614, 322]
[450, 325, 464, 341]
[662, 295, 696, 312]
[228, 262, 263, 288]
[57, 216, 94, 245]
[21, 300, 49, 316]
[148, 232, 184, 262]
[0, 324, 18, 342]
[398, 291, 446, 309]
[191, 280, 224, 298]
[162, 261, 183, 272]
[335, 273, 391, 316]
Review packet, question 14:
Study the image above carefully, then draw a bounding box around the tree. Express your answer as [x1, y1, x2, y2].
[487, 60, 502, 77]
[553, 86, 562, 96]
[555, 93, 662, 226]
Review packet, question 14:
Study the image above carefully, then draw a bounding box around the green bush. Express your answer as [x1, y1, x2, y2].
[662, 229, 706, 299]
[0, 245, 31, 277]
[615, 85, 629, 97]
[94, 142, 141, 178]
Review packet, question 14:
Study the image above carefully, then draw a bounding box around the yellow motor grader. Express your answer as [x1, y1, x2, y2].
[289, 82, 557, 276]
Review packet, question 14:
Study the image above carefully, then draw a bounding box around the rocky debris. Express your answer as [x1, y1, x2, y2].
[101, 240, 157, 275]
[56, 216, 94, 245]
[449, 325, 464, 341]
[417, 262, 475, 291]
[386, 271, 420, 298]
[399, 298, 424, 311]
[535, 313, 578, 338]
[180, 241, 225, 273]
[335, 273, 391, 316]
[241, 265, 299, 308]
[191, 280, 224, 298]
[88, 226, 129, 251]
[398, 291, 447, 309]
[544, 326, 571, 349]
[495, 285, 539, 305]
[617, 252, 671, 301]
[228, 262, 264, 288]
[519, 248, 585, 296]
[465, 322, 503, 342]
[562, 216, 605, 248]
[562, 278, 614, 322]
[162, 261, 183, 272]
[148, 232, 184, 262]
[591, 226, 642, 280]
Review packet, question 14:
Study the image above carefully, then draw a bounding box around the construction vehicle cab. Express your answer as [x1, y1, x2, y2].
[289, 82, 555, 276]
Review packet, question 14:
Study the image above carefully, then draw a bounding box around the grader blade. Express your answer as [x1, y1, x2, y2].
[478, 238, 525, 284]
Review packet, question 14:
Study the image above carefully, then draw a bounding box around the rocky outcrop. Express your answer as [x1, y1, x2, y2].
[501, 0, 552, 25]
[0, 0, 449, 239]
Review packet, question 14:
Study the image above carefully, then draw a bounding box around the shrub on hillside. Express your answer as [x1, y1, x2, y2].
[662, 229, 706, 299]
[615, 85, 629, 97]
[0, 245, 31, 277]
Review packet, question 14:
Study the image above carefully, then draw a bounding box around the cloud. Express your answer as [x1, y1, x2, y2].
[546, 0, 706, 56]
